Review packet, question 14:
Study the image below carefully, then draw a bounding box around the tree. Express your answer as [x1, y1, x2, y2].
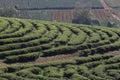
[0, 7, 17, 17]
[72, 1, 93, 25]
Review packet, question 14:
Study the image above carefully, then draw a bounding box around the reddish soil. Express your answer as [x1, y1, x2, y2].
[0, 60, 8, 66]
[92, 9, 115, 21]
[25, 54, 78, 65]
[100, 0, 120, 20]
[0, 51, 120, 67]
[107, 51, 120, 56]
[0, 54, 78, 66]
[52, 9, 74, 22]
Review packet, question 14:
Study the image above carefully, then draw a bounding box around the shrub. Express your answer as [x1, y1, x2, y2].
[71, 74, 89, 80]
[64, 69, 77, 78]
[4, 52, 40, 63]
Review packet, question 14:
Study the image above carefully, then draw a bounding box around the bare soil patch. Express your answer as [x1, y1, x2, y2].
[0, 51, 120, 67]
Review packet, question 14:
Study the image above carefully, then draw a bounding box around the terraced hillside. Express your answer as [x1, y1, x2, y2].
[0, 17, 120, 80]
[0, 17, 120, 63]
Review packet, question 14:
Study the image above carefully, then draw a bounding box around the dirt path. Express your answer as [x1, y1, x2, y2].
[20, 54, 78, 65]
[0, 54, 78, 67]
[0, 60, 8, 66]
[108, 51, 120, 56]
[100, 0, 120, 20]
[0, 51, 120, 67]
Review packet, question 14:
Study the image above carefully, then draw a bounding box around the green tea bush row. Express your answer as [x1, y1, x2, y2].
[76, 55, 113, 64]
[0, 19, 9, 33]
[42, 46, 76, 57]
[0, 43, 52, 58]
[104, 55, 120, 64]
[1, 19, 21, 34]
[96, 31, 109, 40]
[0, 55, 120, 80]
[0, 26, 58, 51]
[0, 24, 47, 44]
[0, 20, 34, 39]
[55, 26, 72, 44]
[68, 29, 87, 45]
[5, 52, 40, 63]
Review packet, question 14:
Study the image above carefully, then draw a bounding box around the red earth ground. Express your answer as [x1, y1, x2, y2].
[100, 0, 120, 20]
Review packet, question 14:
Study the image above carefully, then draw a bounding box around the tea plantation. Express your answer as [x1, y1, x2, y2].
[0, 17, 120, 80]
[0, 54, 120, 80]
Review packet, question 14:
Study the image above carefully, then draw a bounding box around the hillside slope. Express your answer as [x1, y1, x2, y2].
[0, 17, 120, 63]
[0, 54, 120, 80]
[0, 17, 120, 80]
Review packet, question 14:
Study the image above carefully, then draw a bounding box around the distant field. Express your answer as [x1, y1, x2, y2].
[113, 8, 120, 17]
[0, 0, 103, 9]
[15, 9, 115, 23]
[92, 9, 115, 21]
[52, 9, 74, 22]
[0, 0, 104, 23]
[105, 0, 120, 8]
[15, 10, 52, 21]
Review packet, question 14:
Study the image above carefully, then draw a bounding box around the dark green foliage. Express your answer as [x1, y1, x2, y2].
[0, 17, 119, 63]
[64, 68, 77, 78]
[0, 55, 120, 79]
[72, 10, 92, 25]
[5, 52, 40, 63]
[42, 46, 76, 57]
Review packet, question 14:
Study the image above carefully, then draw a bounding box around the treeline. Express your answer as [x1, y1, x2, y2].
[0, 7, 17, 17]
